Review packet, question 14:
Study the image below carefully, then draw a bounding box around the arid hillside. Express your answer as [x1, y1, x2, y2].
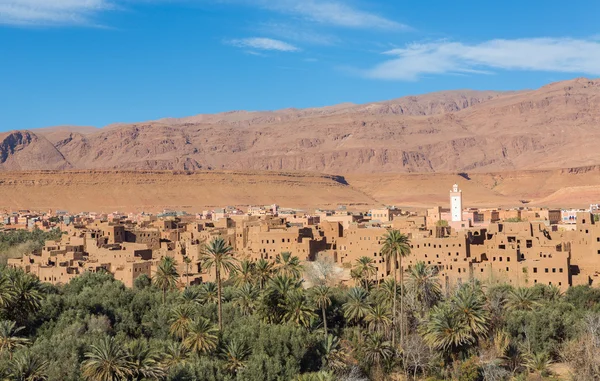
[1, 167, 600, 212]
[2, 77, 599, 173]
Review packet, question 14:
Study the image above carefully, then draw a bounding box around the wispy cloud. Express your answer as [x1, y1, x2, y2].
[257, 22, 338, 45]
[261, 0, 406, 30]
[0, 0, 113, 25]
[366, 38, 600, 80]
[227, 37, 300, 52]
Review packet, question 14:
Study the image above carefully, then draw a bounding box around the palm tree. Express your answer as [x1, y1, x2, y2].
[199, 282, 219, 304]
[9, 351, 48, 381]
[350, 268, 363, 287]
[169, 304, 196, 340]
[9, 272, 43, 325]
[153, 256, 180, 304]
[0, 275, 16, 309]
[126, 339, 165, 381]
[365, 304, 392, 335]
[179, 286, 201, 304]
[342, 287, 371, 325]
[380, 229, 411, 346]
[200, 237, 239, 330]
[506, 287, 540, 311]
[363, 333, 394, 375]
[310, 285, 332, 337]
[232, 260, 255, 287]
[275, 251, 303, 279]
[319, 335, 347, 374]
[233, 283, 259, 316]
[82, 336, 132, 381]
[354, 256, 377, 289]
[296, 371, 335, 381]
[525, 352, 552, 379]
[452, 284, 490, 339]
[163, 341, 189, 368]
[269, 274, 302, 299]
[254, 259, 274, 289]
[420, 303, 474, 361]
[221, 339, 251, 374]
[282, 292, 317, 328]
[0, 320, 29, 359]
[406, 261, 441, 315]
[183, 317, 219, 355]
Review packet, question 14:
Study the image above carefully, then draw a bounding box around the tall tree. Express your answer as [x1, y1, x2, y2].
[221, 339, 251, 375]
[200, 237, 238, 330]
[0, 275, 16, 310]
[275, 251, 303, 279]
[342, 287, 371, 325]
[420, 304, 474, 362]
[232, 259, 255, 287]
[233, 283, 259, 316]
[507, 287, 541, 311]
[380, 229, 411, 346]
[82, 336, 133, 381]
[126, 339, 165, 381]
[153, 256, 180, 304]
[169, 304, 196, 340]
[354, 256, 377, 289]
[182, 256, 192, 288]
[283, 291, 317, 328]
[311, 285, 332, 337]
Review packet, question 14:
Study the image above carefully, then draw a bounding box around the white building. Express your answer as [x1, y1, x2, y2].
[450, 184, 463, 222]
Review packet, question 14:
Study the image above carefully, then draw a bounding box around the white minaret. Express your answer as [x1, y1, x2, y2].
[450, 183, 462, 222]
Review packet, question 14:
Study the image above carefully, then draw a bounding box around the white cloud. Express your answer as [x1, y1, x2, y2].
[367, 38, 600, 80]
[257, 22, 338, 45]
[227, 37, 300, 52]
[260, 0, 406, 30]
[0, 0, 113, 25]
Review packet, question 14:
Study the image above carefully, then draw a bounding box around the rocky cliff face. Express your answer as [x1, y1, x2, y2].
[0, 131, 71, 171]
[3, 78, 600, 174]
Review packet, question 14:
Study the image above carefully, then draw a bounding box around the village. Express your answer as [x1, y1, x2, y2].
[3, 184, 600, 292]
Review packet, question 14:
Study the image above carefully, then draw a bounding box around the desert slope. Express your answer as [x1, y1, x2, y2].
[1, 167, 599, 212]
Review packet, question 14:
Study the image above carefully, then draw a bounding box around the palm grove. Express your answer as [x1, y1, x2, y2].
[0, 231, 600, 380]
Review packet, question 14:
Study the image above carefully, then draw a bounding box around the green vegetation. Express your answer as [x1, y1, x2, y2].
[435, 220, 449, 227]
[504, 217, 525, 223]
[0, 233, 598, 380]
[0, 228, 63, 263]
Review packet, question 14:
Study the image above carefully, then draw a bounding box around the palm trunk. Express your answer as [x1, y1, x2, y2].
[216, 266, 223, 331]
[162, 287, 166, 304]
[322, 305, 328, 338]
[400, 254, 404, 346]
[392, 253, 398, 347]
[186, 262, 190, 287]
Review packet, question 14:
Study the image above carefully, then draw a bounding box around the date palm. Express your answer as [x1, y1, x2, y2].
[507, 287, 540, 311]
[269, 274, 302, 299]
[0, 275, 16, 309]
[163, 341, 189, 368]
[319, 335, 347, 374]
[126, 339, 165, 381]
[199, 282, 219, 304]
[365, 304, 392, 335]
[363, 333, 394, 374]
[200, 237, 239, 330]
[342, 287, 370, 325]
[275, 251, 303, 279]
[221, 339, 251, 374]
[9, 272, 43, 325]
[406, 261, 441, 315]
[254, 259, 274, 289]
[310, 285, 332, 337]
[420, 303, 474, 361]
[153, 256, 180, 304]
[354, 257, 377, 289]
[182, 256, 192, 288]
[452, 284, 490, 339]
[82, 336, 132, 381]
[0, 320, 29, 359]
[380, 229, 411, 346]
[179, 286, 201, 304]
[525, 352, 552, 378]
[232, 260, 255, 287]
[169, 304, 196, 339]
[233, 283, 259, 316]
[183, 317, 219, 355]
[283, 291, 317, 328]
[9, 351, 48, 381]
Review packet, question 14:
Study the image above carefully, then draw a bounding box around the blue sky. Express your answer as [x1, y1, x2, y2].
[1, 0, 599, 131]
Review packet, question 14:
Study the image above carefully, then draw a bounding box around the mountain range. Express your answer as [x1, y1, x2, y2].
[2, 77, 599, 174]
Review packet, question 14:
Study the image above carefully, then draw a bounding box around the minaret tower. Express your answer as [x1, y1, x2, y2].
[450, 183, 462, 222]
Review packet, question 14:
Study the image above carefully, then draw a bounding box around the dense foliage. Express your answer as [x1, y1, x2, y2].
[0, 231, 598, 380]
[0, 228, 63, 263]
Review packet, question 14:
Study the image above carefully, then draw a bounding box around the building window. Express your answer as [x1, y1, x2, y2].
[533, 267, 538, 273]
[559, 268, 563, 273]
[552, 268, 556, 273]
[545, 268, 549, 273]
[506, 267, 509, 271]
[507, 257, 510, 262]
